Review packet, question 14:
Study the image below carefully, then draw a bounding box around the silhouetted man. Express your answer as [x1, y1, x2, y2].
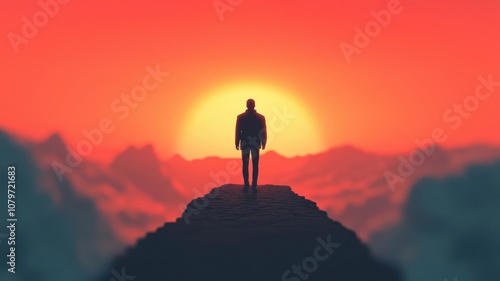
[235, 99, 267, 193]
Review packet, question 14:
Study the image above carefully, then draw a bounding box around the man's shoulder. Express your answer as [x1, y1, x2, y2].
[238, 111, 265, 119]
[256, 112, 265, 119]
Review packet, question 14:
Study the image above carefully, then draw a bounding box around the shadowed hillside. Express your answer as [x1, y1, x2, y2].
[100, 184, 400, 281]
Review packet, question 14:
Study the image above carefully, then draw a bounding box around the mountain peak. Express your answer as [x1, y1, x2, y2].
[262, 150, 285, 159]
[325, 144, 367, 155]
[44, 133, 66, 146]
[169, 153, 186, 162]
[112, 144, 160, 170]
[36, 133, 68, 157]
[101, 185, 400, 281]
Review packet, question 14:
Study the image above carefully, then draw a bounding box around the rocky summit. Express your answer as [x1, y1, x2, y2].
[101, 184, 400, 281]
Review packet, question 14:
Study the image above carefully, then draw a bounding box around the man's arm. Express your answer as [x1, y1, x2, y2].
[261, 116, 267, 149]
[235, 116, 240, 150]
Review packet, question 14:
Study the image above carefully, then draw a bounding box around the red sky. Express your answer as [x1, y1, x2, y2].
[1, 0, 499, 160]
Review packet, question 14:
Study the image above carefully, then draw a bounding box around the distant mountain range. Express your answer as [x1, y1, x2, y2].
[23, 131, 500, 242]
[1, 129, 499, 280]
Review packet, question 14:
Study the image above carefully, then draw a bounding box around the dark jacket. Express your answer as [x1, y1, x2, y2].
[235, 109, 267, 149]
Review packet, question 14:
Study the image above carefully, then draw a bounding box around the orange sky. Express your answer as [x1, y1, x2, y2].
[1, 0, 499, 160]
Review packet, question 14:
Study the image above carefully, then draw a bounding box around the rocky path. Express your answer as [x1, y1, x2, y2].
[101, 184, 400, 281]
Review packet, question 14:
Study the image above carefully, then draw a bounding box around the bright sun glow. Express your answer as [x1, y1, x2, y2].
[178, 83, 324, 160]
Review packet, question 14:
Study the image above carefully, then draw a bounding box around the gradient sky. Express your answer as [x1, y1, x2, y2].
[1, 0, 499, 160]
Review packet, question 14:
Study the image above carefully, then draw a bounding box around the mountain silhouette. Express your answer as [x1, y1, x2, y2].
[111, 144, 185, 206]
[100, 184, 400, 281]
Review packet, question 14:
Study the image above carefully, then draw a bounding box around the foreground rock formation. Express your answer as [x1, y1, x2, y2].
[100, 184, 400, 281]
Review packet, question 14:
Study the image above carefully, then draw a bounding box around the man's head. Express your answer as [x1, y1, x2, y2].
[246, 99, 255, 110]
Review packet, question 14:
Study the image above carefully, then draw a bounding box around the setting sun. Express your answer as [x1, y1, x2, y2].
[178, 83, 325, 159]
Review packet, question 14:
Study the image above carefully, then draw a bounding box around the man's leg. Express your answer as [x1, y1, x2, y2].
[251, 148, 260, 191]
[241, 148, 250, 191]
